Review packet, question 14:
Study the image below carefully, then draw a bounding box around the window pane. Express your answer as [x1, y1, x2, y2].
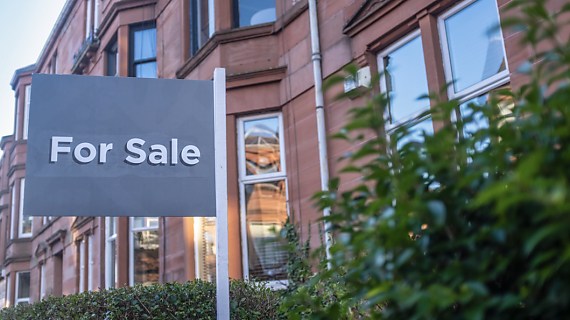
[135, 62, 157, 78]
[16, 272, 30, 299]
[237, 0, 275, 27]
[395, 118, 434, 150]
[133, 230, 159, 285]
[107, 40, 118, 76]
[382, 35, 430, 124]
[132, 217, 159, 229]
[19, 179, 32, 236]
[243, 117, 281, 176]
[107, 239, 117, 288]
[133, 28, 156, 61]
[443, 0, 506, 93]
[190, 0, 211, 55]
[195, 217, 217, 282]
[108, 217, 117, 236]
[245, 180, 287, 281]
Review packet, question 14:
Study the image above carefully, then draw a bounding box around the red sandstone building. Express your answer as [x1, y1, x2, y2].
[0, 0, 538, 306]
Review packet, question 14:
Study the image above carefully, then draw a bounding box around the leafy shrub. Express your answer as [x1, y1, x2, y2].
[282, 0, 570, 319]
[0, 280, 283, 320]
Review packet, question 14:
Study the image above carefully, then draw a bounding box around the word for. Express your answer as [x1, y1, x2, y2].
[50, 136, 201, 165]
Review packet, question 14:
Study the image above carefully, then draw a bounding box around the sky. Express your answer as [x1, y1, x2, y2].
[0, 0, 67, 142]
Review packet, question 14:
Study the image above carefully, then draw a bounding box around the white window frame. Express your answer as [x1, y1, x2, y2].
[39, 264, 46, 300]
[14, 94, 20, 140]
[5, 274, 11, 307]
[377, 29, 431, 132]
[128, 217, 159, 286]
[87, 233, 94, 291]
[85, 0, 93, 39]
[15, 271, 30, 305]
[18, 178, 32, 238]
[105, 217, 118, 289]
[23, 85, 31, 140]
[438, 0, 510, 103]
[10, 184, 16, 240]
[78, 238, 86, 293]
[237, 113, 289, 289]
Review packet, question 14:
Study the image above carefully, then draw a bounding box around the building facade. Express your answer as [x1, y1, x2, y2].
[0, 0, 541, 306]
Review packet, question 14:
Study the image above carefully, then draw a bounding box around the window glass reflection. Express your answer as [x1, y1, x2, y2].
[133, 230, 159, 285]
[243, 117, 281, 176]
[236, 0, 275, 27]
[245, 180, 287, 281]
[17, 272, 30, 300]
[395, 118, 434, 151]
[134, 28, 157, 60]
[382, 35, 430, 125]
[444, 0, 506, 93]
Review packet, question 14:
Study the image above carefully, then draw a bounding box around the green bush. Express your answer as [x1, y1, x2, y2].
[282, 0, 570, 319]
[0, 280, 284, 320]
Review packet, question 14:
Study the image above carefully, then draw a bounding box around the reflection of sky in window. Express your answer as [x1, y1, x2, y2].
[444, 0, 506, 93]
[238, 0, 275, 27]
[244, 117, 279, 138]
[395, 118, 434, 150]
[382, 35, 430, 124]
[460, 94, 490, 151]
[134, 28, 156, 60]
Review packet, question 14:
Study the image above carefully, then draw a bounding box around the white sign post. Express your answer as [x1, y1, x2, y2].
[213, 68, 230, 320]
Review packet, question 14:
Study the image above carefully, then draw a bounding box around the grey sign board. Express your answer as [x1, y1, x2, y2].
[24, 74, 216, 217]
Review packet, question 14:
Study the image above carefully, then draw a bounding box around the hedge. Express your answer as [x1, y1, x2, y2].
[0, 280, 284, 320]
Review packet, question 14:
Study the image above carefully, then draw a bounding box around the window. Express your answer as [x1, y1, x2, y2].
[439, 0, 509, 140]
[105, 217, 118, 289]
[106, 38, 118, 76]
[84, 0, 99, 39]
[42, 216, 53, 225]
[234, 0, 276, 28]
[129, 217, 159, 285]
[5, 274, 11, 307]
[18, 178, 32, 238]
[49, 53, 58, 74]
[237, 114, 288, 285]
[78, 238, 86, 292]
[130, 24, 157, 78]
[190, 0, 214, 55]
[10, 184, 15, 240]
[375, 0, 509, 147]
[39, 264, 46, 300]
[378, 31, 433, 149]
[439, 0, 508, 101]
[15, 272, 30, 305]
[14, 95, 20, 140]
[23, 85, 31, 140]
[87, 234, 94, 291]
[194, 217, 216, 282]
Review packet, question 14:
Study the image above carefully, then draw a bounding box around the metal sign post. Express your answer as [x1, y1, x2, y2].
[213, 68, 230, 320]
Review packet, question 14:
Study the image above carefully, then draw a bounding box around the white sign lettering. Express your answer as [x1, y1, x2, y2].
[50, 136, 200, 166]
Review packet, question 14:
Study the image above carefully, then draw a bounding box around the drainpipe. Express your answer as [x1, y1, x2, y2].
[308, 0, 332, 268]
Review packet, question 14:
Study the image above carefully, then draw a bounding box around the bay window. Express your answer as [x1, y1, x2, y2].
[376, 0, 509, 144]
[238, 113, 288, 286]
